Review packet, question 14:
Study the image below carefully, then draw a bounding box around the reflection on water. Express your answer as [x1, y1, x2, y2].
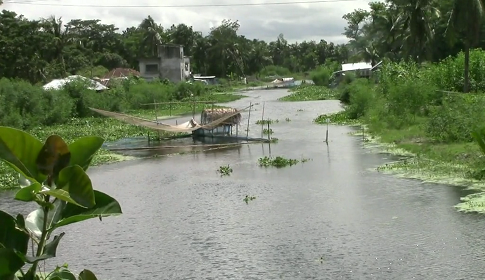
[104, 136, 246, 158]
[2, 89, 485, 279]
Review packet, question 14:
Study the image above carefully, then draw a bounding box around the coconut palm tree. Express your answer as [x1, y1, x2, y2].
[446, 0, 485, 92]
[391, 0, 440, 62]
[138, 16, 164, 57]
[42, 16, 68, 76]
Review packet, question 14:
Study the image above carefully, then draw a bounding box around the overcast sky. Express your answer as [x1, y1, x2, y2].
[2, 0, 372, 44]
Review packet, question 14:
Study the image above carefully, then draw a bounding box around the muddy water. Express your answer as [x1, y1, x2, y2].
[2, 89, 485, 279]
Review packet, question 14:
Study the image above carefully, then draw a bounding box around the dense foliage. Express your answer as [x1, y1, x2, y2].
[0, 77, 226, 129]
[327, 50, 485, 141]
[0, 127, 122, 279]
[0, 12, 349, 84]
[316, 50, 485, 185]
[342, 0, 485, 92]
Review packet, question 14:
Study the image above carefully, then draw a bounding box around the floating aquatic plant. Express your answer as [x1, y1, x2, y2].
[258, 156, 298, 168]
[217, 164, 233, 176]
[256, 119, 279, 125]
[243, 195, 256, 204]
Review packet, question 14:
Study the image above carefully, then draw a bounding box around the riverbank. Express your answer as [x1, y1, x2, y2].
[315, 105, 485, 213]
[0, 91, 246, 190]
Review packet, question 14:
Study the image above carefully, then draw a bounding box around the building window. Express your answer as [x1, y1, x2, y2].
[145, 64, 158, 74]
[185, 62, 189, 71]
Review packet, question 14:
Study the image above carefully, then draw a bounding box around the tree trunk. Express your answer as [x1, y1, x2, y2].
[464, 43, 470, 93]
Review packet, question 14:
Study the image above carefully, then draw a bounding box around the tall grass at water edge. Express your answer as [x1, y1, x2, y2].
[314, 50, 485, 213]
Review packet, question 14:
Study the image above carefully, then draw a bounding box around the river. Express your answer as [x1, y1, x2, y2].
[2, 89, 485, 279]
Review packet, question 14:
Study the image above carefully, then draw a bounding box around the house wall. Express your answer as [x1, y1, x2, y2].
[138, 58, 161, 80]
[158, 45, 191, 82]
[138, 45, 191, 82]
[160, 57, 184, 82]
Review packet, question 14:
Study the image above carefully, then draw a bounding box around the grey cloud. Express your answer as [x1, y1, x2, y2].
[4, 0, 373, 43]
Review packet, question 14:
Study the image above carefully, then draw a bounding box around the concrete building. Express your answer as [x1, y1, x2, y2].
[138, 44, 191, 82]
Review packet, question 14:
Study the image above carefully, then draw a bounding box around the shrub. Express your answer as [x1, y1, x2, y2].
[344, 79, 375, 119]
[0, 78, 73, 129]
[0, 77, 233, 132]
[310, 66, 333, 86]
[427, 94, 485, 143]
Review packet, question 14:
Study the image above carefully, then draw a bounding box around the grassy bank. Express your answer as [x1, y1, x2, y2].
[314, 50, 485, 213]
[0, 78, 246, 190]
[279, 85, 339, 101]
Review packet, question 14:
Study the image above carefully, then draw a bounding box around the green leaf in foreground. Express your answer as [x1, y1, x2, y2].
[68, 136, 104, 171]
[36, 135, 71, 178]
[46, 266, 77, 280]
[0, 247, 25, 278]
[53, 190, 122, 229]
[0, 210, 29, 255]
[78, 269, 98, 280]
[0, 126, 44, 182]
[54, 165, 95, 208]
[15, 182, 42, 202]
[25, 232, 65, 263]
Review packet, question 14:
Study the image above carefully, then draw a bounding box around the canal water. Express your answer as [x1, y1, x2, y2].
[2, 89, 485, 279]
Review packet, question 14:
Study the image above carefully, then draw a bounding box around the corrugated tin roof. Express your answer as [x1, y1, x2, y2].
[43, 75, 108, 91]
[341, 62, 372, 72]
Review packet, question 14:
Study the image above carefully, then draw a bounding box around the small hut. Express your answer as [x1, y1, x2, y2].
[200, 108, 241, 125]
[195, 108, 242, 137]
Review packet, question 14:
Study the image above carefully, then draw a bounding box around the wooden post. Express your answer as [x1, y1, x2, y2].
[246, 102, 252, 139]
[169, 103, 172, 116]
[192, 94, 195, 119]
[154, 99, 158, 122]
[260, 101, 265, 139]
[267, 121, 270, 141]
[154, 99, 160, 140]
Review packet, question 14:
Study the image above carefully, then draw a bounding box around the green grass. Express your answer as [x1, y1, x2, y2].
[279, 85, 339, 101]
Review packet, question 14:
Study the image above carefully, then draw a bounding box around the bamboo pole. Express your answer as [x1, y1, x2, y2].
[260, 101, 265, 138]
[246, 102, 252, 139]
[267, 121, 270, 141]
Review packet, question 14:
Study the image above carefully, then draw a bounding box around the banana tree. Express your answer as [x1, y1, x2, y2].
[0, 126, 122, 280]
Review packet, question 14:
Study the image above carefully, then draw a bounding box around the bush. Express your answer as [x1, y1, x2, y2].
[424, 49, 485, 93]
[427, 94, 485, 143]
[0, 78, 73, 129]
[0, 77, 232, 131]
[344, 79, 375, 119]
[310, 66, 333, 86]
